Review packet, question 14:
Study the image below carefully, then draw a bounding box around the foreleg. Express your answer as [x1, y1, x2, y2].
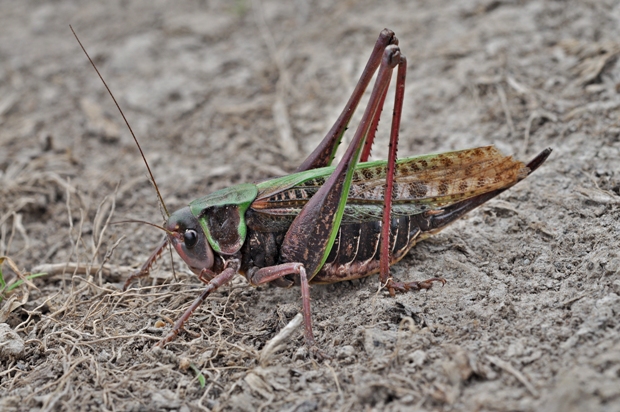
[156, 263, 238, 347]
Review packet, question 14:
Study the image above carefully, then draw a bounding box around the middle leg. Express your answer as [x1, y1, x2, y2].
[247, 263, 316, 349]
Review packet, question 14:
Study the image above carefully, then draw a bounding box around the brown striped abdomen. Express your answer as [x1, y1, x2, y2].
[312, 216, 420, 283]
[241, 209, 420, 285]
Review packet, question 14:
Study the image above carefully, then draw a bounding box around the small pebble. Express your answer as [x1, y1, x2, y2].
[294, 346, 308, 361]
[337, 345, 356, 359]
[408, 349, 426, 367]
[0, 323, 25, 359]
[179, 357, 191, 371]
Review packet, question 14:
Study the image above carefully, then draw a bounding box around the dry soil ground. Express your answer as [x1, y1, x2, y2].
[1, 0, 620, 411]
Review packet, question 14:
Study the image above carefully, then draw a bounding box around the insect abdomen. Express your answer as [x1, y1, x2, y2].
[241, 210, 421, 285]
[312, 216, 421, 283]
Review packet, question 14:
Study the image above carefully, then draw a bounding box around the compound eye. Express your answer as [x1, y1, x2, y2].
[183, 229, 198, 248]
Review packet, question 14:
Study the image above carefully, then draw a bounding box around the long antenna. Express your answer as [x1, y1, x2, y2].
[70, 25, 170, 217]
[111, 219, 174, 236]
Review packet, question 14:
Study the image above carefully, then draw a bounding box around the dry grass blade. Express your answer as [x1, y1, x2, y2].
[258, 313, 303, 365]
[487, 355, 539, 398]
[30, 262, 135, 278]
[0, 256, 38, 291]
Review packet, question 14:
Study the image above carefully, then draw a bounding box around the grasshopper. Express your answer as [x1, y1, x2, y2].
[74, 28, 550, 353]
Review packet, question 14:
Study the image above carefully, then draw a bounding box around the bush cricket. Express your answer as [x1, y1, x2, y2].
[72, 27, 551, 355]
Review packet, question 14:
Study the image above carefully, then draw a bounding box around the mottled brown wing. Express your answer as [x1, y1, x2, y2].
[251, 146, 528, 226]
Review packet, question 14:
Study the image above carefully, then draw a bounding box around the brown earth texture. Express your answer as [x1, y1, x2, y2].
[1, 0, 620, 411]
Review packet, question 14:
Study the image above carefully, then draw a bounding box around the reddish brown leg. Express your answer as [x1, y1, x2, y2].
[248, 263, 317, 350]
[296, 29, 398, 172]
[123, 236, 168, 291]
[359, 87, 389, 163]
[373, 57, 446, 295]
[197, 268, 218, 284]
[156, 264, 238, 347]
[380, 56, 407, 295]
[248, 262, 304, 285]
